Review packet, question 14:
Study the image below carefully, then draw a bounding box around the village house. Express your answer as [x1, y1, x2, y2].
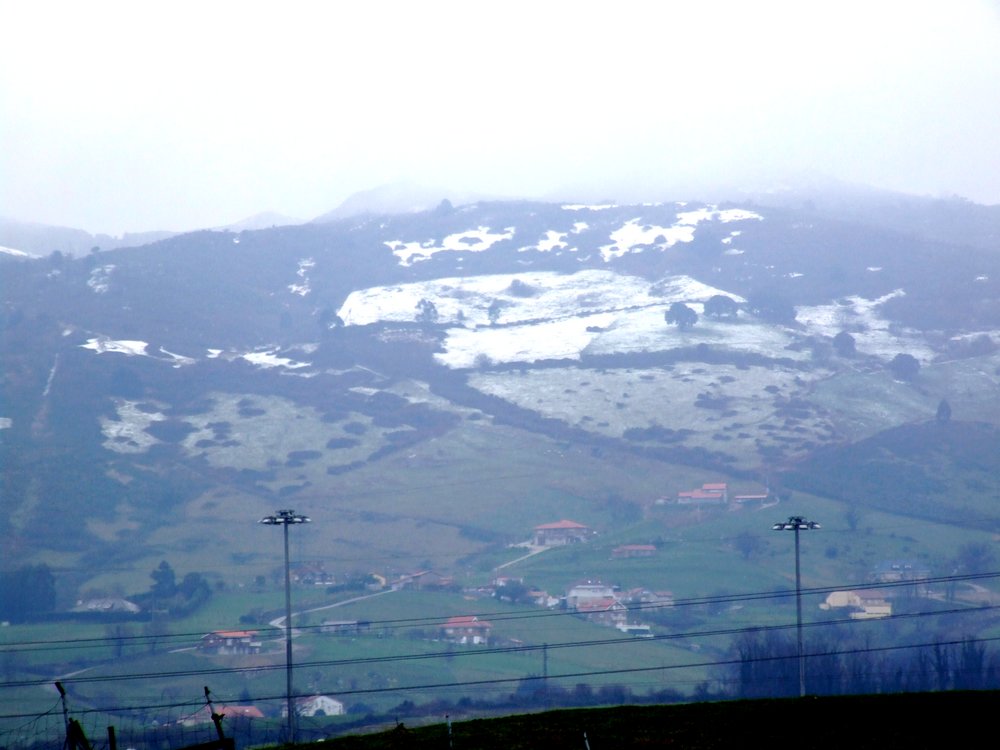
[623, 588, 675, 608]
[566, 580, 616, 609]
[320, 619, 366, 635]
[441, 615, 493, 645]
[564, 580, 633, 628]
[576, 597, 628, 628]
[533, 519, 594, 546]
[290, 562, 334, 586]
[198, 630, 262, 655]
[676, 482, 728, 505]
[393, 570, 455, 591]
[283, 695, 345, 717]
[820, 590, 892, 619]
[529, 588, 560, 608]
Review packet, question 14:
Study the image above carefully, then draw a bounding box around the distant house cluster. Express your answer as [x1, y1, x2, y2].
[660, 481, 770, 508]
[563, 581, 670, 635]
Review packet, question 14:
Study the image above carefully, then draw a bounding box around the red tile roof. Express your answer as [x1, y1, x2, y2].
[535, 519, 588, 530]
[443, 615, 492, 628]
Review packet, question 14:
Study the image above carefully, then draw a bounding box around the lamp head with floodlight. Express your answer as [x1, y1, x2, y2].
[259, 509, 311, 526]
[772, 516, 820, 531]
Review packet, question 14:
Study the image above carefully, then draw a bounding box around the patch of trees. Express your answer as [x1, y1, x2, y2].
[415, 298, 439, 324]
[730, 629, 1000, 698]
[703, 294, 739, 318]
[832, 331, 856, 357]
[665, 302, 697, 330]
[506, 279, 538, 297]
[732, 532, 765, 560]
[746, 292, 797, 325]
[936, 399, 952, 423]
[131, 560, 211, 618]
[888, 353, 920, 381]
[487, 299, 506, 325]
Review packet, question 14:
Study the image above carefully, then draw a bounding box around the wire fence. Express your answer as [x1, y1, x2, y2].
[3, 572, 1000, 749]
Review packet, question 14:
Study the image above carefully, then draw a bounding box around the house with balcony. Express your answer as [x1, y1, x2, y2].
[441, 615, 492, 645]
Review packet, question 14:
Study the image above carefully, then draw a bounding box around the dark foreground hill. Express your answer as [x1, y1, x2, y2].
[315, 691, 994, 749]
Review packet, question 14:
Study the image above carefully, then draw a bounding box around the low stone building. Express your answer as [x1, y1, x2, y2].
[533, 519, 594, 546]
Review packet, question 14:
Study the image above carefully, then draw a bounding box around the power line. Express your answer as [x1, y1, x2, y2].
[4, 600, 997, 692]
[10, 632, 1000, 720]
[7, 571, 1000, 653]
[3, 569, 997, 655]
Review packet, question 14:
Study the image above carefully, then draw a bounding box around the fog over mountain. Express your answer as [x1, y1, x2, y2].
[2, 3, 999, 235]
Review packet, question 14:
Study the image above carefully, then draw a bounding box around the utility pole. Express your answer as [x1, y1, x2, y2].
[772, 516, 820, 697]
[259, 509, 311, 742]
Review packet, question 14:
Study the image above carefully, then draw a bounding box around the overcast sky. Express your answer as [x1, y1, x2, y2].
[2, 1, 999, 235]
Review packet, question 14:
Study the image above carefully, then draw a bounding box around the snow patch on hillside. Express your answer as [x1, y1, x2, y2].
[600, 219, 695, 261]
[241, 350, 311, 369]
[88, 264, 115, 293]
[338, 270, 732, 331]
[796, 290, 936, 361]
[101, 400, 166, 454]
[533, 230, 569, 253]
[337, 270, 779, 368]
[599, 207, 763, 261]
[387, 226, 515, 266]
[288, 258, 314, 296]
[81, 338, 149, 356]
[438, 313, 618, 367]
[0, 244, 34, 258]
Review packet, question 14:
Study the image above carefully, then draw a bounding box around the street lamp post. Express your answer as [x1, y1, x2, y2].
[771, 515, 819, 697]
[260, 509, 311, 742]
